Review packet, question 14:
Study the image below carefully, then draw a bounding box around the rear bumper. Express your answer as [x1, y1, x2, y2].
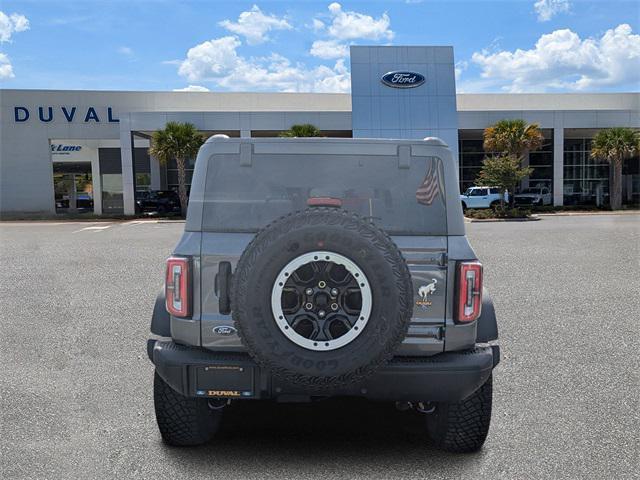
[148, 339, 499, 402]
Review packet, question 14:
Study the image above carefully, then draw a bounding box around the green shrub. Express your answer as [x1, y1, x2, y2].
[465, 207, 531, 219]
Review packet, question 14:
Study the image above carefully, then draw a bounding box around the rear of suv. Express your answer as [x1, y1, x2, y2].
[148, 136, 500, 452]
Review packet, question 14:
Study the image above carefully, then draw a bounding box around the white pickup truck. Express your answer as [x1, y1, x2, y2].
[460, 186, 508, 210]
[514, 187, 552, 206]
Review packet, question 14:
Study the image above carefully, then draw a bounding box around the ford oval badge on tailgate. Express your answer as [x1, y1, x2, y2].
[213, 325, 237, 336]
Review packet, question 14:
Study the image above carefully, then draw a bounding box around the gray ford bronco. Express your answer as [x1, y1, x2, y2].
[148, 136, 500, 452]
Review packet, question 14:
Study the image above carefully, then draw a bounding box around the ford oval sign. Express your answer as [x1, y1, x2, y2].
[381, 71, 425, 89]
[213, 325, 237, 336]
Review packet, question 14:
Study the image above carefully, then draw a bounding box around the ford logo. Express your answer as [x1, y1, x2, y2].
[213, 325, 237, 336]
[381, 71, 425, 89]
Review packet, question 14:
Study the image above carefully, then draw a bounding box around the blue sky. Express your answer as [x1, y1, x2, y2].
[1, 0, 638, 93]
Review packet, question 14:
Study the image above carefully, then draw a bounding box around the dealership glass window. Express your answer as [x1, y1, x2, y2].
[528, 137, 553, 190]
[101, 174, 124, 213]
[630, 173, 640, 205]
[133, 147, 151, 191]
[459, 129, 553, 193]
[99, 148, 124, 214]
[52, 162, 94, 214]
[563, 137, 610, 206]
[166, 157, 196, 193]
[458, 138, 493, 192]
[136, 173, 151, 190]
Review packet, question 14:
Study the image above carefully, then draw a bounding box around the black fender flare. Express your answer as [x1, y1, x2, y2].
[150, 291, 171, 337]
[476, 289, 499, 343]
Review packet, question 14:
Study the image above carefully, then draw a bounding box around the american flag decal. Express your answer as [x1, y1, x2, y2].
[416, 159, 442, 206]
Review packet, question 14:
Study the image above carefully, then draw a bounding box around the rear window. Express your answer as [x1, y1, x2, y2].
[202, 153, 447, 235]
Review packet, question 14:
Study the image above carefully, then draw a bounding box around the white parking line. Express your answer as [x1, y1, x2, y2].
[72, 225, 112, 233]
[1, 222, 87, 226]
[123, 220, 159, 226]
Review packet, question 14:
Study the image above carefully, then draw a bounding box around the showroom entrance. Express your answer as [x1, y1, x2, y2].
[50, 140, 101, 214]
[53, 162, 94, 213]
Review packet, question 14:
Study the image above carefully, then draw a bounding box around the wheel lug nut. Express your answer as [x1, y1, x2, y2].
[305, 302, 313, 310]
[305, 288, 313, 296]
[318, 281, 326, 288]
[318, 310, 326, 318]
[331, 303, 339, 311]
[330, 288, 338, 296]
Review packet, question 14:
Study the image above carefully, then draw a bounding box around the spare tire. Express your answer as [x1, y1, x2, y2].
[231, 208, 413, 388]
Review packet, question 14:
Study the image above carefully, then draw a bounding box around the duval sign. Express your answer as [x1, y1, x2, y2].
[14, 106, 119, 123]
[381, 71, 425, 88]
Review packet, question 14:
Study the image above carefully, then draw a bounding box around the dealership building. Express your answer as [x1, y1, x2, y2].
[1, 45, 638, 216]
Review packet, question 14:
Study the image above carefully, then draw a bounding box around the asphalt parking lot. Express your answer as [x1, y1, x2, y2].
[1, 215, 638, 479]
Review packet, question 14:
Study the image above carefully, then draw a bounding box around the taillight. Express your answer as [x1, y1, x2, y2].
[165, 257, 191, 317]
[456, 261, 483, 323]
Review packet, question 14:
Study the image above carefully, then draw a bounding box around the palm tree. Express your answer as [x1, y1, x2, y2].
[483, 119, 544, 206]
[590, 127, 640, 210]
[483, 119, 545, 159]
[279, 124, 323, 137]
[149, 122, 204, 216]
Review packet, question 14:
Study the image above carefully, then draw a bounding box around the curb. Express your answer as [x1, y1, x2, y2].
[1, 217, 185, 223]
[0, 218, 118, 223]
[466, 216, 541, 223]
[535, 211, 639, 217]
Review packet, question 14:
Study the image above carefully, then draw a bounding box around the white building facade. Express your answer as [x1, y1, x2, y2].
[1, 46, 638, 216]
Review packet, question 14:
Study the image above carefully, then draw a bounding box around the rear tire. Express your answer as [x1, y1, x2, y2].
[426, 374, 493, 453]
[461, 202, 467, 212]
[153, 371, 223, 446]
[490, 201, 500, 210]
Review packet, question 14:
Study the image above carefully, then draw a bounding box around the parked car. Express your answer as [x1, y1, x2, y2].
[460, 186, 507, 210]
[135, 191, 150, 213]
[148, 136, 500, 452]
[514, 187, 552, 206]
[55, 193, 69, 209]
[75, 192, 94, 210]
[138, 190, 181, 215]
[54, 193, 93, 211]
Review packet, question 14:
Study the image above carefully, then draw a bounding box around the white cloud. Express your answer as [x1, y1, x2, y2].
[0, 52, 14, 79]
[308, 3, 394, 59]
[310, 39, 349, 60]
[455, 60, 468, 81]
[173, 85, 210, 92]
[324, 2, 393, 41]
[177, 35, 350, 93]
[471, 24, 640, 92]
[0, 12, 28, 78]
[215, 54, 351, 93]
[534, 0, 570, 22]
[178, 36, 243, 82]
[0, 11, 29, 43]
[118, 46, 134, 56]
[311, 18, 325, 32]
[219, 5, 291, 45]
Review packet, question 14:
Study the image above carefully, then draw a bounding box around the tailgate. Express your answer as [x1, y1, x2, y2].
[393, 235, 447, 356]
